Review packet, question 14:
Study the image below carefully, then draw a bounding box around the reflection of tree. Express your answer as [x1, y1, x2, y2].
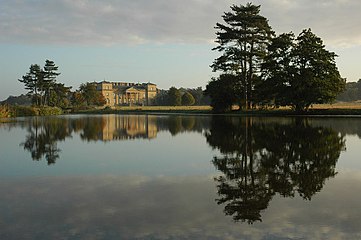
[21, 117, 71, 165]
[164, 116, 208, 136]
[206, 117, 345, 224]
[78, 117, 106, 141]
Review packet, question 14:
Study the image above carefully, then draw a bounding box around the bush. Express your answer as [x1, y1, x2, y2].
[181, 92, 195, 106]
[13, 106, 38, 116]
[37, 106, 62, 116]
[0, 105, 12, 118]
[12, 106, 62, 117]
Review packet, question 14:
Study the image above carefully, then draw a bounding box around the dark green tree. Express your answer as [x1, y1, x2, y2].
[18, 64, 44, 106]
[260, 29, 346, 111]
[211, 3, 273, 109]
[43, 60, 61, 105]
[181, 91, 195, 106]
[168, 87, 181, 106]
[205, 74, 240, 112]
[256, 32, 295, 106]
[48, 83, 72, 108]
[206, 116, 345, 223]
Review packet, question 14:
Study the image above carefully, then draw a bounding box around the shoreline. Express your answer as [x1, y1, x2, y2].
[3, 104, 361, 119]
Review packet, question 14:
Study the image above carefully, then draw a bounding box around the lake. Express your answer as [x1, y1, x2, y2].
[0, 114, 361, 239]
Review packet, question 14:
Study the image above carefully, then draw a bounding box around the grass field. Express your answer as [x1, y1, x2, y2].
[311, 101, 361, 109]
[3, 102, 361, 118]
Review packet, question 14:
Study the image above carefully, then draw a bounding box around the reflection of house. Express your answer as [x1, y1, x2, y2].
[96, 81, 158, 106]
[101, 115, 157, 141]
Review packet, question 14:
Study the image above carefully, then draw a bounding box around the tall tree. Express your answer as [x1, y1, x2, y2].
[18, 64, 44, 106]
[168, 87, 181, 106]
[260, 29, 346, 111]
[43, 60, 61, 105]
[211, 3, 273, 109]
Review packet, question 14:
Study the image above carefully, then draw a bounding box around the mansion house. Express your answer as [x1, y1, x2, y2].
[96, 81, 158, 106]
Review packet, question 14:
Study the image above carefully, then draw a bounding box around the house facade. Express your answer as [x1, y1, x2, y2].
[96, 81, 157, 106]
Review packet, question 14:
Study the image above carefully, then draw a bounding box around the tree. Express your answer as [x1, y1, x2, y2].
[79, 82, 106, 106]
[48, 83, 72, 108]
[181, 91, 195, 106]
[206, 116, 345, 223]
[211, 3, 273, 109]
[43, 60, 61, 105]
[337, 79, 361, 102]
[168, 87, 181, 106]
[205, 74, 240, 112]
[18, 60, 61, 106]
[18, 64, 43, 106]
[260, 29, 346, 111]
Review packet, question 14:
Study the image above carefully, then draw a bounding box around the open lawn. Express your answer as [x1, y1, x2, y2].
[311, 102, 361, 109]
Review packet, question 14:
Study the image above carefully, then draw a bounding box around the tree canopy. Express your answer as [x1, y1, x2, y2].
[181, 91, 195, 106]
[168, 87, 181, 106]
[211, 3, 273, 109]
[259, 29, 345, 111]
[208, 3, 345, 112]
[18, 60, 68, 107]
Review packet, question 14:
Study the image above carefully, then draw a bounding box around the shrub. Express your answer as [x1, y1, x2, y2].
[12, 106, 62, 117]
[0, 104, 12, 118]
[181, 92, 195, 106]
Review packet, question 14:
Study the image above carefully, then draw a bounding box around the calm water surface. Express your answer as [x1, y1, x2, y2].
[0, 114, 361, 239]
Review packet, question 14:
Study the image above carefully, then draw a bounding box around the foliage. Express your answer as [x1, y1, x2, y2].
[78, 82, 106, 106]
[18, 60, 67, 107]
[337, 80, 361, 102]
[206, 117, 345, 223]
[187, 87, 210, 105]
[153, 90, 169, 106]
[204, 74, 240, 112]
[48, 83, 72, 108]
[211, 3, 273, 109]
[43, 60, 61, 105]
[0, 104, 12, 118]
[12, 106, 62, 117]
[168, 87, 181, 106]
[181, 91, 195, 106]
[18, 64, 43, 105]
[259, 29, 345, 111]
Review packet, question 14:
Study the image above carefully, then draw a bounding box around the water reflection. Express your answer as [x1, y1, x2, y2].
[21, 117, 70, 164]
[12, 115, 210, 164]
[2, 115, 361, 239]
[205, 117, 346, 223]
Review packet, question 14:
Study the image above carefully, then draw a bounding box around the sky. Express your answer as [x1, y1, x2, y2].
[1, 0, 361, 100]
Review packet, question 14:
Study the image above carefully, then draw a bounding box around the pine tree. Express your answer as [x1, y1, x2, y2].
[211, 3, 273, 109]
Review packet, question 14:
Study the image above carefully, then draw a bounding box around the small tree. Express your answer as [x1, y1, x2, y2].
[205, 74, 240, 112]
[181, 92, 195, 106]
[168, 87, 181, 106]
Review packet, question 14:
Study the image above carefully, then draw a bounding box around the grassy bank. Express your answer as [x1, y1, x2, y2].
[73, 105, 213, 114]
[0, 105, 63, 118]
[3, 102, 361, 118]
[71, 103, 361, 116]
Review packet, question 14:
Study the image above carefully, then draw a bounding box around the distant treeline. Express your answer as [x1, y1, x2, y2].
[153, 87, 210, 106]
[337, 80, 361, 102]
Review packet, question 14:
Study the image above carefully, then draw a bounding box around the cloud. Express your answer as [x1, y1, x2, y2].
[0, 0, 361, 47]
[1, 173, 361, 239]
